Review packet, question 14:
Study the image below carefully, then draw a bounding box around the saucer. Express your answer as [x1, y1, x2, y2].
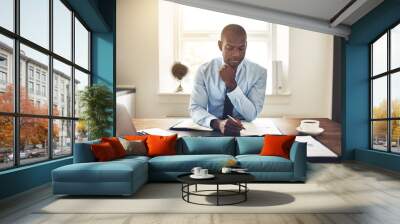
[232, 170, 249, 174]
[296, 127, 324, 135]
[190, 174, 215, 179]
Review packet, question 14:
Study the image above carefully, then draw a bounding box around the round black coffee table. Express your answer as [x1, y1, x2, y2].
[177, 173, 255, 206]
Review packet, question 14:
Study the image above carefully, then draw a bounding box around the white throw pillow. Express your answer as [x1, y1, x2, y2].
[119, 137, 147, 156]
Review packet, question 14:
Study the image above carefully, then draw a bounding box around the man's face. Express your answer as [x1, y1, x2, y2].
[218, 32, 247, 68]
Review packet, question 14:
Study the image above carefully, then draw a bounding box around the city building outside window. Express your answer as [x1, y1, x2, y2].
[42, 85, 46, 97]
[35, 70, 40, 81]
[28, 81, 34, 94]
[36, 83, 40, 95]
[0, 54, 7, 90]
[41, 73, 46, 82]
[0, 54, 7, 67]
[0, 71, 6, 86]
[28, 67, 34, 80]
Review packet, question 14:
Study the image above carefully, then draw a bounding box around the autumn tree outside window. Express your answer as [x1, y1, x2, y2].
[0, 0, 91, 170]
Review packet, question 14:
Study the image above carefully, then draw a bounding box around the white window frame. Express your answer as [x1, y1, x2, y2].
[158, 1, 290, 96]
[174, 6, 273, 64]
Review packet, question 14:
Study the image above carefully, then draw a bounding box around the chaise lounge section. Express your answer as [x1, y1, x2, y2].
[52, 141, 149, 196]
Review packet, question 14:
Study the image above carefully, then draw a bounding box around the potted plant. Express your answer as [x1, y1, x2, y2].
[79, 84, 113, 140]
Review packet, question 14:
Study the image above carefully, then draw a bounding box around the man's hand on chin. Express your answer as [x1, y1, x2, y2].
[210, 119, 242, 136]
[219, 64, 237, 91]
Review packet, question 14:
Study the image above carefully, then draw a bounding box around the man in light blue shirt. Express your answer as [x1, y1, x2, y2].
[189, 24, 267, 135]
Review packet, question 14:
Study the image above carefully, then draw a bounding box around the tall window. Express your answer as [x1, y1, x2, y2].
[158, 1, 289, 95]
[0, 0, 91, 170]
[370, 22, 400, 153]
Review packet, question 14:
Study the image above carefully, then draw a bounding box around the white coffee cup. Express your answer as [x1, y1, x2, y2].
[199, 169, 208, 176]
[221, 167, 232, 174]
[191, 167, 202, 176]
[300, 120, 320, 131]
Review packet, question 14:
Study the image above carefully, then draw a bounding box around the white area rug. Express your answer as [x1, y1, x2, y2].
[37, 183, 361, 214]
[296, 136, 338, 157]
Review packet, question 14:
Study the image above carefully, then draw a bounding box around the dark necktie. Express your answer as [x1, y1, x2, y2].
[222, 93, 234, 119]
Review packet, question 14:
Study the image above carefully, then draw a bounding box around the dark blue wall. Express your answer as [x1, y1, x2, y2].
[91, 0, 116, 135]
[0, 0, 116, 200]
[0, 158, 72, 199]
[344, 0, 400, 171]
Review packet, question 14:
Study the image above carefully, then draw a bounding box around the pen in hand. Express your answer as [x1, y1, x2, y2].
[227, 115, 245, 130]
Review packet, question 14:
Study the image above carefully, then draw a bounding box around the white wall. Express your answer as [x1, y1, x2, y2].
[117, 0, 333, 119]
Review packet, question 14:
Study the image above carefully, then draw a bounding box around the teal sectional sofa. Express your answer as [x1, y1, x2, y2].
[52, 136, 307, 196]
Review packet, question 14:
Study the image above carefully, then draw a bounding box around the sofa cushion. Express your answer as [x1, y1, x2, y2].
[236, 155, 293, 172]
[260, 135, 296, 159]
[53, 158, 147, 183]
[178, 137, 235, 155]
[101, 137, 127, 158]
[149, 154, 235, 172]
[236, 137, 263, 155]
[91, 142, 118, 161]
[147, 134, 178, 157]
[124, 135, 149, 141]
[115, 155, 150, 163]
[119, 138, 148, 156]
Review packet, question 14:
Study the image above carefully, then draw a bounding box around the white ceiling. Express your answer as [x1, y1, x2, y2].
[225, 0, 383, 26]
[166, 0, 384, 37]
[226, 0, 352, 23]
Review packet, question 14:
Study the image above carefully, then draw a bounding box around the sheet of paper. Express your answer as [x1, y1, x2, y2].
[295, 135, 338, 157]
[171, 119, 213, 131]
[140, 128, 176, 136]
[240, 119, 282, 136]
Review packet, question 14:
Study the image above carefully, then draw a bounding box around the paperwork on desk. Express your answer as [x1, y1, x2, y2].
[170, 119, 282, 136]
[241, 119, 282, 136]
[295, 135, 338, 157]
[170, 119, 213, 131]
[139, 128, 176, 136]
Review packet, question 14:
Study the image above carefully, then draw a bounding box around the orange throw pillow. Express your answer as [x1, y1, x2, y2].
[91, 142, 117, 161]
[146, 134, 177, 157]
[124, 135, 149, 141]
[260, 135, 296, 159]
[101, 137, 127, 158]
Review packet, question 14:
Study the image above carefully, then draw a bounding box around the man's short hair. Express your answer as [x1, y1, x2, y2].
[220, 24, 247, 40]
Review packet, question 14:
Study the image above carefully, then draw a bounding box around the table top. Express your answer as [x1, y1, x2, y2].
[177, 172, 256, 185]
[132, 117, 342, 156]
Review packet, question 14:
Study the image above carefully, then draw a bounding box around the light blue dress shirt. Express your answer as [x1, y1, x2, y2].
[189, 57, 267, 128]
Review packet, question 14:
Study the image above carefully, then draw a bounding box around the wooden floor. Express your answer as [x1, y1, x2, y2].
[1, 162, 400, 224]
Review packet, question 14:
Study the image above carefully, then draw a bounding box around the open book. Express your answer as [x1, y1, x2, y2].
[170, 119, 282, 136]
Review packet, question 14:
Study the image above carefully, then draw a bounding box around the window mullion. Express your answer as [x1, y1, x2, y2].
[388, 30, 391, 153]
[14, 0, 21, 167]
[370, 45, 373, 149]
[49, 0, 54, 160]
[71, 10, 76, 152]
